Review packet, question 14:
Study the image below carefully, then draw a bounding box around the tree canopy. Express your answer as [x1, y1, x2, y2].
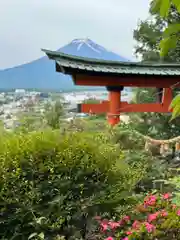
[151, 0, 180, 57]
[134, 0, 180, 119]
[134, 3, 180, 62]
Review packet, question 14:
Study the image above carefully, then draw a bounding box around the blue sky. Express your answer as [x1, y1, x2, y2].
[0, 0, 149, 69]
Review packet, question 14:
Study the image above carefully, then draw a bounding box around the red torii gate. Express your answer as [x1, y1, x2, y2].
[43, 49, 180, 125]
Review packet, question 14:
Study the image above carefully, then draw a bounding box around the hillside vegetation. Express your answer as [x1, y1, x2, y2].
[2, 0, 180, 239]
[1, 109, 180, 239]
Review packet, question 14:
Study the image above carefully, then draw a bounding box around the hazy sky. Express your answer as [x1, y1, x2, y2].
[0, 0, 150, 69]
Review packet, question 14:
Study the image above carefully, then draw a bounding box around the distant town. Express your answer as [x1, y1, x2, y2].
[0, 89, 132, 130]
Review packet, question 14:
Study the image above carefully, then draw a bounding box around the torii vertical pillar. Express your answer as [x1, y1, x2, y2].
[107, 86, 124, 126]
[162, 87, 173, 108]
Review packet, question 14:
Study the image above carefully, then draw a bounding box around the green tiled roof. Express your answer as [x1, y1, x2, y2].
[42, 49, 180, 76]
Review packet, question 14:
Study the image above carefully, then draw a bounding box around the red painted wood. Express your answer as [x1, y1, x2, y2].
[74, 74, 180, 88]
[162, 88, 173, 108]
[81, 102, 172, 113]
[73, 70, 175, 125]
[107, 91, 121, 125]
[120, 102, 171, 112]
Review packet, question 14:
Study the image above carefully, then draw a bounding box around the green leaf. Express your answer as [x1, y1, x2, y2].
[150, 0, 162, 13]
[170, 101, 180, 120]
[163, 23, 180, 37]
[38, 233, 45, 240]
[160, 36, 177, 56]
[160, 0, 170, 17]
[160, 38, 169, 56]
[172, 0, 180, 12]
[170, 95, 180, 106]
[28, 233, 38, 240]
[36, 217, 46, 225]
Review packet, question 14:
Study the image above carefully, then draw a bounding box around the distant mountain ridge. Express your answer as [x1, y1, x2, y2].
[0, 38, 129, 90]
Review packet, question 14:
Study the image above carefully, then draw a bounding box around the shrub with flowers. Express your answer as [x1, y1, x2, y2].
[95, 193, 180, 240]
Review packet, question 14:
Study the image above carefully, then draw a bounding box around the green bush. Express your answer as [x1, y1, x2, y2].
[0, 130, 139, 240]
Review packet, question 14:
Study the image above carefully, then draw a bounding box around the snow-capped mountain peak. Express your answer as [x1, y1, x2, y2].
[71, 38, 106, 53]
[0, 38, 130, 90]
[60, 38, 129, 62]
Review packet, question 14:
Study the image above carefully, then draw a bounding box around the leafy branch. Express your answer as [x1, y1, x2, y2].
[151, 0, 180, 56]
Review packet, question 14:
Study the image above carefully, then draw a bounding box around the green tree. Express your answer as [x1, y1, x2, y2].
[134, 3, 180, 62]
[132, 1, 180, 135]
[150, 0, 180, 118]
[151, 0, 180, 56]
[16, 113, 44, 133]
[129, 87, 180, 139]
[44, 100, 64, 129]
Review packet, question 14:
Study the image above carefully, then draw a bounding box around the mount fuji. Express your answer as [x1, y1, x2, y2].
[60, 38, 128, 61]
[0, 38, 129, 90]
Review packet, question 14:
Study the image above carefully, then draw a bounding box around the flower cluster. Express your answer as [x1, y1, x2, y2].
[96, 193, 180, 240]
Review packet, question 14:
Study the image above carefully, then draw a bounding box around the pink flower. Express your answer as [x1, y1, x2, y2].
[123, 216, 130, 222]
[109, 221, 120, 229]
[126, 231, 132, 235]
[147, 209, 168, 222]
[177, 210, 180, 216]
[105, 237, 113, 240]
[162, 193, 171, 200]
[118, 219, 125, 226]
[160, 210, 168, 217]
[144, 222, 156, 233]
[144, 195, 157, 207]
[122, 238, 128, 240]
[148, 212, 159, 222]
[172, 204, 177, 209]
[132, 220, 141, 229]
[100, 221, 108, 231]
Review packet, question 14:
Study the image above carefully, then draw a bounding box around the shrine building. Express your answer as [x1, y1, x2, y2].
[43, 49, 180, 125]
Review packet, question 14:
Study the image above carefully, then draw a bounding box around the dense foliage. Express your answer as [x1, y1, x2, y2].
[129, 88, 180, 140]
[151, 0, 180, 57]
[134, 0, 180, 119]
[134, 3, 180, 62]
[44, 100, 64, 129]
[0, 128, 146, 240]
[0, 106, 179, 240]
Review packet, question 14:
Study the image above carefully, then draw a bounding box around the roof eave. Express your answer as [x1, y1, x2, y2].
[42, 49, 180, 68]
[55, 62, 66, 74]
[42, 49, 180, 77]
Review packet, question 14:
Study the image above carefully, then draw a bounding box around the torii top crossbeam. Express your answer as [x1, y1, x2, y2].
[43, 49, 180, 125]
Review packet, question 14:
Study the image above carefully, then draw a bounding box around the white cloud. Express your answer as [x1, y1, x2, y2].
[0, 0, 150, 69]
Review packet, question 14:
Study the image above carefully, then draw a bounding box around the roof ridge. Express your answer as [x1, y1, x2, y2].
[42, 49, 180, 68]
